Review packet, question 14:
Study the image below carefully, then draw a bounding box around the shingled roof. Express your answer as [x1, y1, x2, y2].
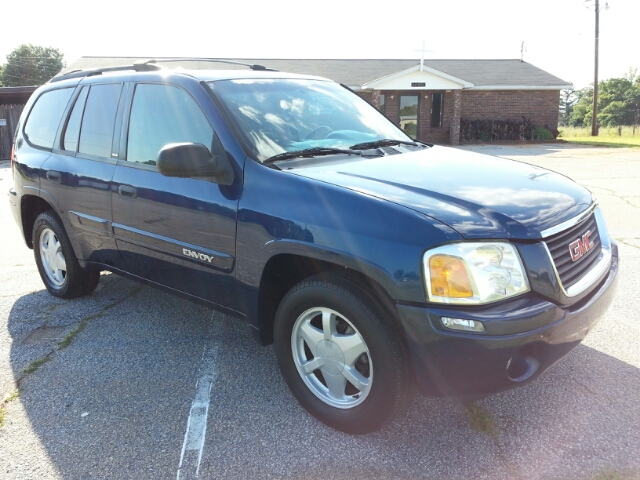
[61, 57, 571, 90]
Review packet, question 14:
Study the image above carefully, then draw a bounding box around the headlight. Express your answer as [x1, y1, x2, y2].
[423, 242, 530, 305]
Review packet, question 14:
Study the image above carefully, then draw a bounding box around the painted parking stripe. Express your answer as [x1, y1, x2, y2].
[177, 315, 222, 479]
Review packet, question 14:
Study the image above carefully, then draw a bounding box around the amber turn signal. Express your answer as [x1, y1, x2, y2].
[429, 255, 473, 298]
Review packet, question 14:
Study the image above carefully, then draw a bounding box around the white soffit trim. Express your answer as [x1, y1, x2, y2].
[468, 85, 573, 90]
[364, 65, 473, 90]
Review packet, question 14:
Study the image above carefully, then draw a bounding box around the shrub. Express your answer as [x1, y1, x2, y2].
[460, 118, 558, 142]
[532, 127, 556, 141]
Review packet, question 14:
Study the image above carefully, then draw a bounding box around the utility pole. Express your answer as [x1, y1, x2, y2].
[591, 0, 600, 136]
[587, 0, 608, 136]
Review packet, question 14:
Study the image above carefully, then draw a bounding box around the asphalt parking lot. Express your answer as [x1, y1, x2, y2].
[1, 143, 639, 480]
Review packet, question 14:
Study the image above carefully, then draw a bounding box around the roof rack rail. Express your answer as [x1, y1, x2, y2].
[137, 58, 277, 72]
[50, 63, 162, 83]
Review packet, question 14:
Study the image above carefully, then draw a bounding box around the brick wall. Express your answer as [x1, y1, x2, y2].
[358, 91, 374, 104]
[461, 90, 560, 128]
[450, 90, 462, 145]
[356, 89, 561, 145]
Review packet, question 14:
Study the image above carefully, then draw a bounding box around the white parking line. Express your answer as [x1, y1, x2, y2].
[177, 316, 222, 479]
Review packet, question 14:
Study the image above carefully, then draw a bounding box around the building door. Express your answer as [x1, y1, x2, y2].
[399, 95, 419, 139]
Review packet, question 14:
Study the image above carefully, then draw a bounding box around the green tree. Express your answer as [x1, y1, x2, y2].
[559, 88, 577, 126]
[599, 101, 628, 126]
[624, 76, 640, 125]
[0, 44, 65, 87]
[570, 87, 593, 127]
[569, 72, 640, 127]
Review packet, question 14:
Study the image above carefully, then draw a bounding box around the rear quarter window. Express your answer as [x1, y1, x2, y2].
[23, 88, 75, 149]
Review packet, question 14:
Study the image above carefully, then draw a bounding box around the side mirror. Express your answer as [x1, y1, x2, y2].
[157, 143, 234, 185]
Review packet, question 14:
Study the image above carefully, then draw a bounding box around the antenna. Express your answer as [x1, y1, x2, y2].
[520, 41, 526, 62]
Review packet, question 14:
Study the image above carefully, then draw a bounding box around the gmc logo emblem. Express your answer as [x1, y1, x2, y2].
[569, 230, 594, 262]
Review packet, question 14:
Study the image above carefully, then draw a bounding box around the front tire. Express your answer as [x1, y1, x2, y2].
[33, 211, 99, 299]
[274, 274, 413, 434]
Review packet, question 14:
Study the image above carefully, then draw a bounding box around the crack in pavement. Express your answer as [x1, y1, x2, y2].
[616, 238, 640, 250]
[582, 184, 640, 210]
[571, 376, 614, 407]
[0, 284, 145, 428]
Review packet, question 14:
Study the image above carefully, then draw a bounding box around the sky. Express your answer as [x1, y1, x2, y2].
[1, 0, 637, 89]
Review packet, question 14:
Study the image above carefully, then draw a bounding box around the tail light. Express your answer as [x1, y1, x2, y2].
[10, 144, 15, 178]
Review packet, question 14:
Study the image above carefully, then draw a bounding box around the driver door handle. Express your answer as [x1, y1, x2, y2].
[118, 185, 137, 199]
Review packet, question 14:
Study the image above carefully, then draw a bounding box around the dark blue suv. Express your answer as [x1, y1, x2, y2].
[9, 62, 618, 433]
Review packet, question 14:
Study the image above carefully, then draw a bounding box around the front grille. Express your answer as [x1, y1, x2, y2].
[544, 213, 601, 289]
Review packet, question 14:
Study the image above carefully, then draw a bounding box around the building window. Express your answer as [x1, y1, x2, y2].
[431, 93, 444, 128]
[379, 94, 386, 115]
[399, 95, 418, 138]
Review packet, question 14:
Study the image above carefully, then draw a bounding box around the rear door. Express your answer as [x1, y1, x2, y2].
[111, 81, 239, 309]
[40, 82, 125, 268]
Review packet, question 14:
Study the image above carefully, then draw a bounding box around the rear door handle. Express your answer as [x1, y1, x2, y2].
[118, 185, 137, 199]
[46, 170, 62, 183]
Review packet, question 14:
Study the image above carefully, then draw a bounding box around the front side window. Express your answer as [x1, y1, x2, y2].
[399, 95, 419, 139]
[24, 88, 74, 149]
[127, 84, 214, 165]
[78, 84, 123, 158]
[208, 79, 410, 161]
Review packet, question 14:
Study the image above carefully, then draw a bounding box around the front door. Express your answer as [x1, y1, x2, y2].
[111, 82, 239, 309]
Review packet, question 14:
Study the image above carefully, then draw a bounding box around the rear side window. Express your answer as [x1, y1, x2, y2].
[78, 83, 123, 158]
[127, 84, 213, 165]
[23, 88, 74, 148]
[63, 87, 89, 152]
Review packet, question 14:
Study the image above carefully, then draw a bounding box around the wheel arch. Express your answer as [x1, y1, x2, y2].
[21, 194, 56, 249]
[257, 253, 404, 347]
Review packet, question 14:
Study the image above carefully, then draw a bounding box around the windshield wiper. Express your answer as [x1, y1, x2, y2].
[263, 147, 363, 164]
[349, 139, 424, 150]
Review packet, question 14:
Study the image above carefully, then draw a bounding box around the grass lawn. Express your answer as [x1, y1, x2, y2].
[558, 126, 640, 148]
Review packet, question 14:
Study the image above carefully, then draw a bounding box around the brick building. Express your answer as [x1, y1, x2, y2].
[63, 57, 572, 145]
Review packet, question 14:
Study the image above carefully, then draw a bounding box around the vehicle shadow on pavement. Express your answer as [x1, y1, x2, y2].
[5, 274, 217, 478]
[5, 277, 640, 479]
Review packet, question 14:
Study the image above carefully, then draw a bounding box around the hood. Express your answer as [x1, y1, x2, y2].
[288, 146, 593, 239]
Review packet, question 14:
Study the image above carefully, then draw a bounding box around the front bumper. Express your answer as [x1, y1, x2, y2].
[396, 242, 619, 398]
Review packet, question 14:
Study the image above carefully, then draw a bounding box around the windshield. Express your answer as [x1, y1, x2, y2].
[207, 78, 412, 161]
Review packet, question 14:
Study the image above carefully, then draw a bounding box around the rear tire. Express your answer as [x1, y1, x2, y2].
[82, 270, 101, 295]
[274, 274, 413, 434]
[33, 211, 100, 299]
